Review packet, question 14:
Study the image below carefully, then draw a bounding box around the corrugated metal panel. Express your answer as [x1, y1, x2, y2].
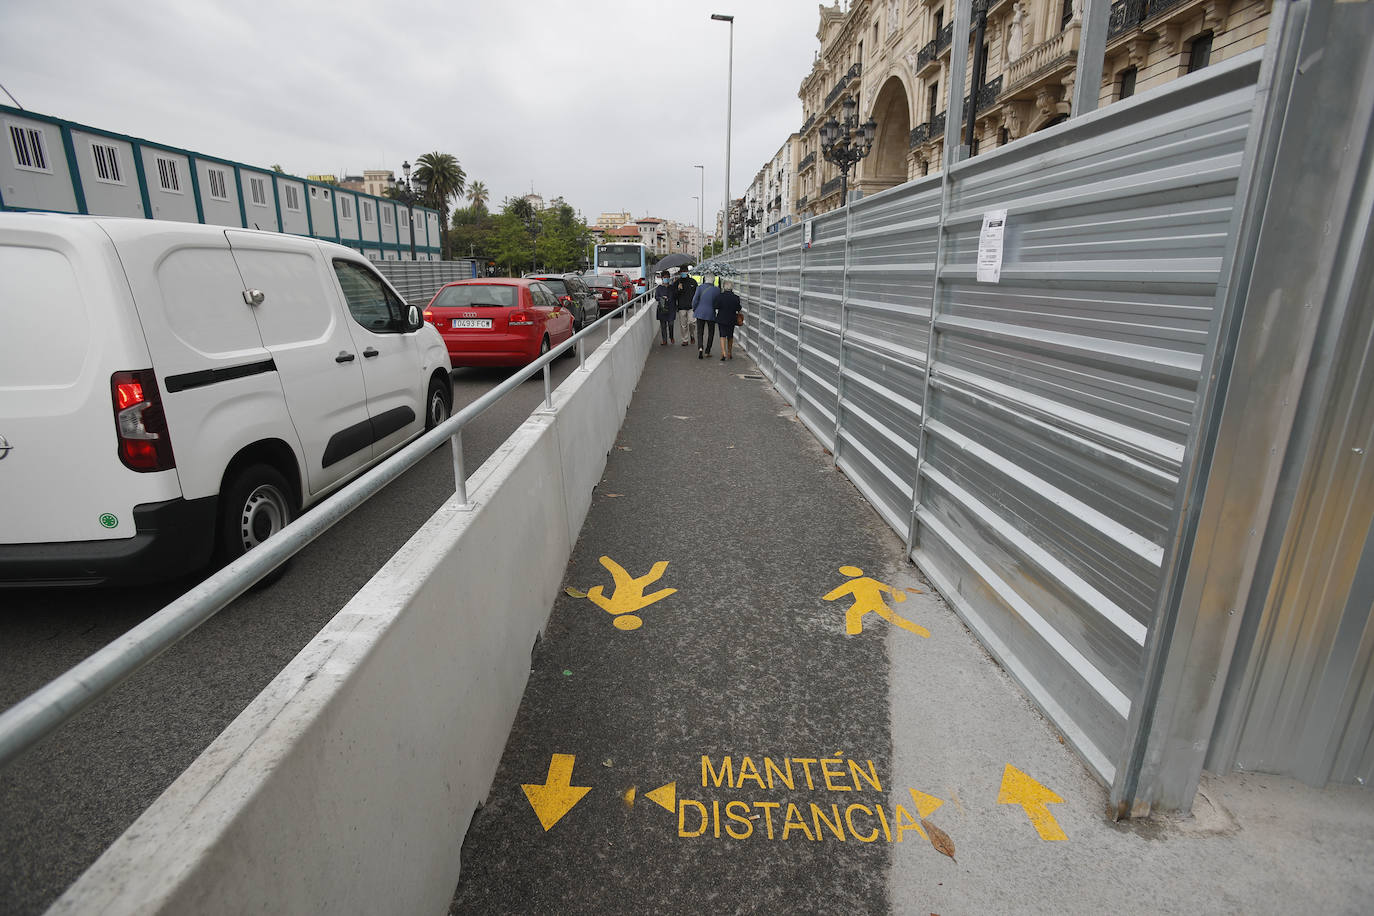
[797, 211, 846, 448]
[774, 224, 804, 402]
[913, 60, 1260, 785]
[834, 177, 943, 531]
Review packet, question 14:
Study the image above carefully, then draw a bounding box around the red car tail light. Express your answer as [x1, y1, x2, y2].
[509, 311, 535, 326]
[423, 308, 435, 324]
[111, 369, 176, 472]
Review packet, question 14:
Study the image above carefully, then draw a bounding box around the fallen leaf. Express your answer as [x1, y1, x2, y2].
[922, 818, 956, 863]
[602, 758, 614, 768]
[564, 587, 588, 598]
[669, 415, 695, 420]
[604, 493, 623, 498]
[726, 445, 736, 449]
[904, 587, 924, 595]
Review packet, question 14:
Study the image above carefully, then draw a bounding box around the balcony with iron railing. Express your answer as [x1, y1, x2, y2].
[821, 176, 844, 199]
[916, 22, 955, 78]
[800, 113, 817, 136]
[961, 74, 1005, 116]
[796, 195, 808, 210]
[822, 62, 864, 110]
[799, 151, 817, 172]
[910, 110, 949, 149]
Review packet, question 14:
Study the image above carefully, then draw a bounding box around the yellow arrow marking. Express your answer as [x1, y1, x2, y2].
[997, 764, 1067, 841]
[903, 788, 944, 841]
[623, 786, 637, 808]
[522, 754, 592, 831]
[645, 781, 677, 813]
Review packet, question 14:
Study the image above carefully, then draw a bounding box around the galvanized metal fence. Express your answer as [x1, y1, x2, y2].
[722, 50, 1267, 809]
[373, 260, 480, 303]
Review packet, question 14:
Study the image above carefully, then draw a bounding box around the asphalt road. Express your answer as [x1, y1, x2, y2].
[0, 327, 616, 915]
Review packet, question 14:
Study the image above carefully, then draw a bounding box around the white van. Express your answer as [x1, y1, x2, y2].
[0, 214, 453, 585]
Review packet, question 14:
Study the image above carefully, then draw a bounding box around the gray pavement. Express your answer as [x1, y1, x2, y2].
[449, 334, 1374, 915]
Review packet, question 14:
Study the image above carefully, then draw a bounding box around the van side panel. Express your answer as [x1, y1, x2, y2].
[0, 218, 180, 545]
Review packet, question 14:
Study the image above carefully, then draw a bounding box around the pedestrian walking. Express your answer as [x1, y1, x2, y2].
[691, 274, 721, 359]
[714, 281, 742, 361]
[673, 268, 698, 347]
[654, 271, 675, 346]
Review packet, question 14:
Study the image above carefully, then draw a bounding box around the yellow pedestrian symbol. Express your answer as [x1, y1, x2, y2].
[587, 556, 677, 630]
[822, 566, 930, 637]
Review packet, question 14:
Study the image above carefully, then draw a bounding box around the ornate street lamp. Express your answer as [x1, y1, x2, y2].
[392, 160, 427, 261]
[820, 95, 876, 207]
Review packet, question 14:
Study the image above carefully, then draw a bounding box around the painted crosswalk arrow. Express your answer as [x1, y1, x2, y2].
[997, 764, 1067, 841]
[522, 754, 592, 831]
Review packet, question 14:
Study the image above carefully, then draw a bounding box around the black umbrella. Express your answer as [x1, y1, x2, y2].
[655, 253, 694, 272]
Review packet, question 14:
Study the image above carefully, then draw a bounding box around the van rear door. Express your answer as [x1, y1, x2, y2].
[0, 218, 180, 545]
[224, 230, 375, 497]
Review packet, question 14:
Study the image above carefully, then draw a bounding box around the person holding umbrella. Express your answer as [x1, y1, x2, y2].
[653, 271, 675, 345]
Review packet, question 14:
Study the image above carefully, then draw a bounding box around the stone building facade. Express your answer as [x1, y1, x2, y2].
[795, 0, 1270, 217]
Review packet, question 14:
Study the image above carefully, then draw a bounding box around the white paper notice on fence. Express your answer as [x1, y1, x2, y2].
[977, 209, 1007, 283]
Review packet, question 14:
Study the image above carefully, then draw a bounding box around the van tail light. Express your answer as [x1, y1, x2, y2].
[111, 370, 176, 472]
[508, 311, 535, 327]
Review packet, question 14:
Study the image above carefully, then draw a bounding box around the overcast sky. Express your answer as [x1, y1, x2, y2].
[1, 0, 824, 230]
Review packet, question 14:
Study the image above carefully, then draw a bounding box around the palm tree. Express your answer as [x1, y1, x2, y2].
[466, 180, 489, 213]
[413, 152, 465, 259]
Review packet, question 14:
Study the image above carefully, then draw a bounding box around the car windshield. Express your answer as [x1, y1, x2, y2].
[432, 285, 518, 308]
[585, 278, 613, 289]
[539, 279, 567, 296]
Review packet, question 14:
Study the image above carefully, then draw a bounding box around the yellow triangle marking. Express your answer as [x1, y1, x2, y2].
[909, 787, 944, 821]
[645, 781, 676, 813]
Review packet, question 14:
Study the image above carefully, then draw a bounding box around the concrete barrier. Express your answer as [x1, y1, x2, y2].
[53, 304, 656, 915]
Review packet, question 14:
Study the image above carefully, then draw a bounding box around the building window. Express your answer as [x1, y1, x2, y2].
[927, 82, 939, 124]
[934, 8, 944, 34]
[382, 207, 393, 226]
[310, 187, 317, 199]
[998, 127, 1010, 147]
[363, 200, 374, 223]
[283, 183, 300, 211]
[91, 142, 122, 183]
[339, 196, 353, 220]
[250, 176, 268, 207]
[1118, 66, 1138, 100]
[9, 122, 50, 172]
[1187, 32, 1213, 73]
[971, 135, 980, 157]
[206, 167, 228, 200]
[1062, 0, 1074, 29]
[155, 156, 182, 193]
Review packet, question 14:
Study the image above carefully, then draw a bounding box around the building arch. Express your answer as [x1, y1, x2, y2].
[861, 73, 914, 193]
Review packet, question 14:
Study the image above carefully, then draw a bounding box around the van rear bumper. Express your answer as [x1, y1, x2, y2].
[0, 497, 218, 586]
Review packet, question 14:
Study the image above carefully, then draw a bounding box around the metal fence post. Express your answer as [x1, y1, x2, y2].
[905, 0, 971, 551]
[831, 203, 856, 460]
[451, 430, 468, 507]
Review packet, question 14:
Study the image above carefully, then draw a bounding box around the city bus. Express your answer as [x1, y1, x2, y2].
[593, 242, 649, 293]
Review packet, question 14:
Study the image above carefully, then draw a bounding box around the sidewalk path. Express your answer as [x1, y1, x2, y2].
[449, 336, 1374, 915]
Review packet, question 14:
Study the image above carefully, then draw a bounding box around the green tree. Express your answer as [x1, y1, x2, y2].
[413, 152, 466, 260]
[491, 197, 535, 275]
[449, 205, 497, 263]
[466, 180, 489, 213]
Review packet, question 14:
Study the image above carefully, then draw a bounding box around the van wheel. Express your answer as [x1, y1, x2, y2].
[218, 464, 296, 568]
[425, 375, 451, 431]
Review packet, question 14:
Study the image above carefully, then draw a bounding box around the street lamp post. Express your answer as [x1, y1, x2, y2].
[711, 14, 733, 253]
[393, 160, 426, 261]
[819, 95, 876, 207]
[694, 164, 705, 260]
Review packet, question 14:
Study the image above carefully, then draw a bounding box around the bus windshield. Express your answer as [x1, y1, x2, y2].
[597, 245, 644, 269]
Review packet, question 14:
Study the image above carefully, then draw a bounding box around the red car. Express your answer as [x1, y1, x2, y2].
[583, 275, 628, 315]
[424, 278, 574, 367]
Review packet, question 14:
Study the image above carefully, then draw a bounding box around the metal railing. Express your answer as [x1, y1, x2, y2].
[0, 292, 650, 771]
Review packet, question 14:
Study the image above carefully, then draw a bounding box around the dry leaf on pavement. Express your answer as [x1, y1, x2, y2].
[922, 818, 956, 863]
[564, 587, 588, 598]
